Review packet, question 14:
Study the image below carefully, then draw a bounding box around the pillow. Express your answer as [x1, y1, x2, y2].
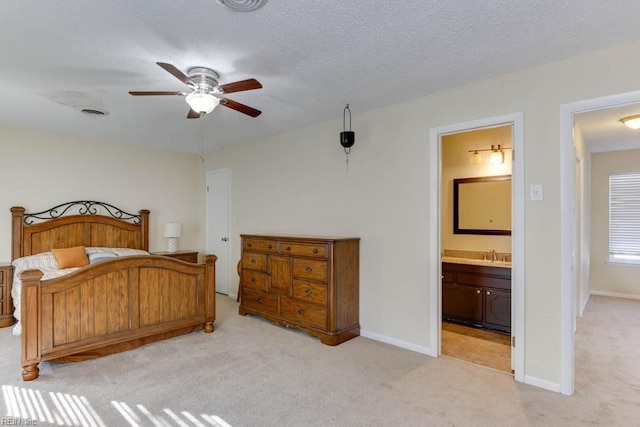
[88, 252, 118, 264]
[52, 246, 90, 269]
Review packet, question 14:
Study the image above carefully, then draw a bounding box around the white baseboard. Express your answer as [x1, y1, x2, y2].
[228, 293, 238, 301]
[360, 329, 434, 356]
[524, 375, 562, 393]
[590, 290, 640, 300]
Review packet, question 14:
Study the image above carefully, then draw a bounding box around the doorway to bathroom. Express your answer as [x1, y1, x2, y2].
[440, 125, 513, 373]
[428, 112, 524, 382]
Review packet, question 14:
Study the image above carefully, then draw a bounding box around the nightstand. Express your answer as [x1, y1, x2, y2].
[150, 250, 199, 263]
[0, 263, 14, 328]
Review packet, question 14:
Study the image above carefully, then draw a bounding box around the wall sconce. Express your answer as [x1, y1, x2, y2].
[163, 222, 182, 252]
[620, 114, 640, 129]
[340, 104, 355, 171]
[468, 144, 510, 165]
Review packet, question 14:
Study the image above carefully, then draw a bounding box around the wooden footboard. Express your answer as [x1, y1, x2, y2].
[19, 254, 217, 381]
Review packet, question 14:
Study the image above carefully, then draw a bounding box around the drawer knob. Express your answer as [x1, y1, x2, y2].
[251, 278, 257, 283]
[476, 290, 481, 294]
[312, 248, 318, 253]
[305, 289, 312, 295]
[268, 244, 272, 249]
[251, 259, 256, 264]
[286, 246, 291, 251]
[305, 266, 312, 272]
[248, 243, 252, 247]
[487, 291, 491, 295]
[298, 309, 305, 315]
[257, 297, 263, 303]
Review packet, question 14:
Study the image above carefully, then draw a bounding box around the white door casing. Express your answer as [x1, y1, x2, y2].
[429, 112, 525, 383]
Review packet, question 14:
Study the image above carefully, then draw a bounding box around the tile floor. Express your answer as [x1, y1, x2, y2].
[441, 321, 512, 373]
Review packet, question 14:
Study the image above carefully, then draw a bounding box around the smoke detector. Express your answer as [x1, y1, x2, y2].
[216, 0, 267, 12]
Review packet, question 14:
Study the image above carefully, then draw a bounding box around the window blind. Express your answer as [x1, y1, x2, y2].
[609, 172, 640, 261]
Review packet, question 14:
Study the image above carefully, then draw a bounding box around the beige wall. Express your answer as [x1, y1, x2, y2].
[441, 127, 512, 254]
[202, 39, 640, 389]
[590, 149, 640, 297]
[0, 126, 202, 261]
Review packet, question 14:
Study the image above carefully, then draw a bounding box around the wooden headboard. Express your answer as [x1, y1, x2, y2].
[11, 201, 150, 261]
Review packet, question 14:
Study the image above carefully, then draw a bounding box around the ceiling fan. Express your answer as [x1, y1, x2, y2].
[129, 62, 262, 119]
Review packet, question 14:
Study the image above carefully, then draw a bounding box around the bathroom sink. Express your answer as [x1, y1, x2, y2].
[441, 256, 511, 268]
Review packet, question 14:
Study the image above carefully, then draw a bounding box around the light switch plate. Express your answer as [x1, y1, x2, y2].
[530, 184, 544, 201]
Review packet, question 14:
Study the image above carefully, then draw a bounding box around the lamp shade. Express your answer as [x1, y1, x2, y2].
[185, 92, 220, 115]
[163, 222, 182, 238]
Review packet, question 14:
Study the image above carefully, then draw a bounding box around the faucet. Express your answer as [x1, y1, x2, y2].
[490, 249, 497, 262]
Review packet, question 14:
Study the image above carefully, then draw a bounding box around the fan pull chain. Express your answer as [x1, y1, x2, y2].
[198, 120, 205, 162]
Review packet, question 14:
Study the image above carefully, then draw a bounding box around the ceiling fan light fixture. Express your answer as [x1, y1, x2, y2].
[185, 92, 220, 115]
[620, 114, 640, 129]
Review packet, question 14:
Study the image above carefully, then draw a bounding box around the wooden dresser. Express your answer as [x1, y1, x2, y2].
[239, 234, 360, 345]
[0, 263, 14, 328]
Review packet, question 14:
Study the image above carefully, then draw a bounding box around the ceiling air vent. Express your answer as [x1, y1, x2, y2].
[215, 0, 267, 12]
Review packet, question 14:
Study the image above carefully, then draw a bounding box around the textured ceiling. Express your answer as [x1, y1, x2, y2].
[3, 1, 640, 154]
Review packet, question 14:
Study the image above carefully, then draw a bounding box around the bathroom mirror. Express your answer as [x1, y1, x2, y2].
[453, 175, 511, 235]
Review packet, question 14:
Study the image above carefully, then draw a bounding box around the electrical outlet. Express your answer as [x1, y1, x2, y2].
[530, 184, 544, 201]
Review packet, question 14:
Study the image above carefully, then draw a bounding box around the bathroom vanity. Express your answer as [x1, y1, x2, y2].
[442, 260, 511, 334]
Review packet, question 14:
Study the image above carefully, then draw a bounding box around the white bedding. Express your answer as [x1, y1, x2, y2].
[11, 247, 149, 335]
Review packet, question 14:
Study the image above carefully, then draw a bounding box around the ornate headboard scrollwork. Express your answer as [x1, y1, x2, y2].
[11, 201, 150, 261]
[22, 201, 142, 225]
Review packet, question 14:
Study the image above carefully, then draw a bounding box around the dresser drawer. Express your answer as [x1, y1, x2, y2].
[242, 253, 267, 272]
[292, 258, 327, 282]
[280, 299, 327, 329]
[244, 239, 278, 253]
[292, 280, 327, 305]
[242, 289, 278, 315]
[280, 242, 327, 258]
[242, 270, 268, 292]
[0, 270, 4, 285]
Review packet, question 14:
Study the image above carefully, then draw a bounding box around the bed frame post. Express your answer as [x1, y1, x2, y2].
[11, 206, 25, 261]
[20, 268, 43, 381]
[204, 254, 217, 333]
[139, 209, 150, 251]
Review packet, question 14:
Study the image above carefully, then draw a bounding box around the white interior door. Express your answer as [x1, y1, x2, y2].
[206, 168, 230, 295]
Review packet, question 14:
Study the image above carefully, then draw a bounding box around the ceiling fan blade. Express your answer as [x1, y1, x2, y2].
[219, 79, 262, 94]
[156, 62, 194, 86]
[187, 109, 202, 119]
[221, 98, 262, 117]
[129, 91, 186, 96]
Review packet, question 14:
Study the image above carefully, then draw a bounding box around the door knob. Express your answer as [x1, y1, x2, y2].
[221, 237, 229, 242]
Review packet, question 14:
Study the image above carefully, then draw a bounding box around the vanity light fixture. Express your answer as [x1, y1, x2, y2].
[620, 114, 640, 130]
[470, 150, 481, 165]
[468, 144, 511, 165]
[489, 145, 504, 164]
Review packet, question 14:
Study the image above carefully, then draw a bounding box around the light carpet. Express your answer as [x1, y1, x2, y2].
[0, 294, 639, 426]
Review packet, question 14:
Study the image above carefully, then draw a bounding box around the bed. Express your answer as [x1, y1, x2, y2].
[10, 201, 216, 381]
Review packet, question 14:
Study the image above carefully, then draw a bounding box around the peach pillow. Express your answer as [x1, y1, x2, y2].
[52, 246, 89, 269]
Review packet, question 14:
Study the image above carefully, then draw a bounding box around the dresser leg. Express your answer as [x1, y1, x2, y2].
[22, 363, 39, 381]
